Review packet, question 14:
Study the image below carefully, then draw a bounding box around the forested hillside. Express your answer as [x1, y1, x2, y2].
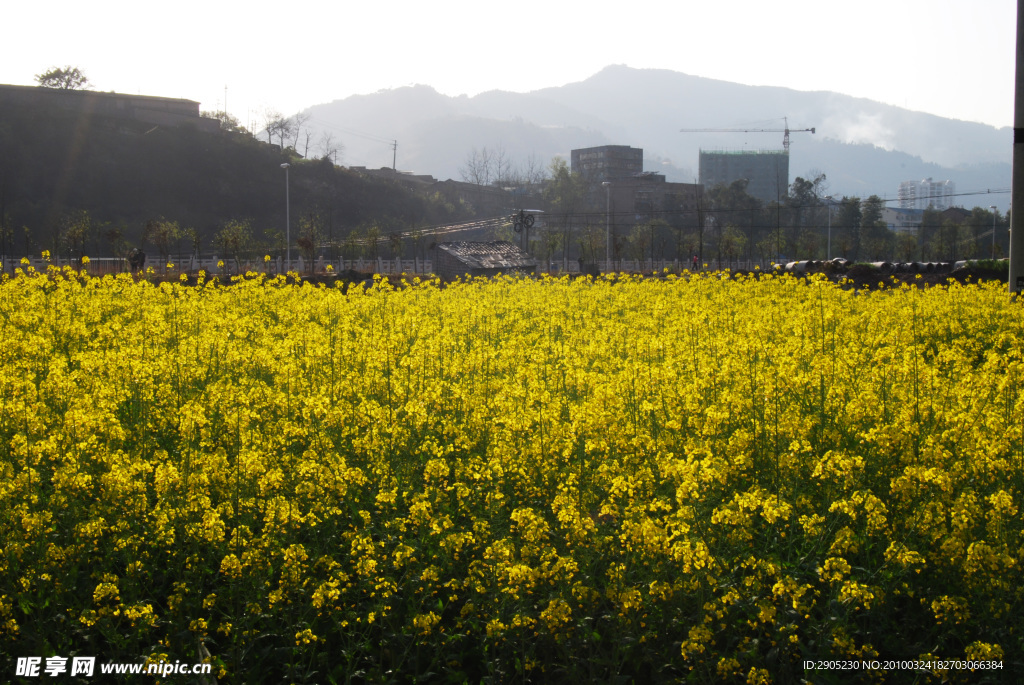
[0, 99, 469, 262]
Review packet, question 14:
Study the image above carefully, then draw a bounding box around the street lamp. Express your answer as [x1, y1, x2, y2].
[826, 195, 833, 260]
[602, 181, 611, 271]
[990, 205, 998, 259]
[281, 163, 291, 269]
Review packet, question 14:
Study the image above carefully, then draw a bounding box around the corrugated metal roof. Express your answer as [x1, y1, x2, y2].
[435, 241, 537, 270]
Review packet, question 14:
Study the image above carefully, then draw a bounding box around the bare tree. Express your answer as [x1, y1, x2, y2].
[262, 108, 283, 145]
[519, 153, 548, 186]
[302, 129, 315, 158]
[459, 146, 493, 186]
[318, 131, 343, 164]
[290, 111, 311, 152]
[262, 109, 295, 148]
[493, 144, 514, 187]
[459, 147, 481, 185]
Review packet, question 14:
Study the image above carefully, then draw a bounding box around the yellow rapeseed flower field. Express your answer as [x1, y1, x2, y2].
[0, 266, 1020, 683]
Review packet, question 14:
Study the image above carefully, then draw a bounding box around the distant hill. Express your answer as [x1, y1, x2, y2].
[304, 65, 1011, 209]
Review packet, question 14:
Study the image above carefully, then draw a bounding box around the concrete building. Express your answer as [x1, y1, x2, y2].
[568, 145, 702, 244]
[0, 84, 221, 133]
[602, 173, 701, 230]
[571, 145, 643, 183]
[898, 178, 956, 210]
[698, 149, 789, 204]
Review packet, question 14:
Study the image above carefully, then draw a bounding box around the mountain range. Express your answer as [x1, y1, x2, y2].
[300, 65, 1012, 210]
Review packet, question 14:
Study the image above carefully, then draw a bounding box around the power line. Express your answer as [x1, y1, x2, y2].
[307, 116, 394, 146]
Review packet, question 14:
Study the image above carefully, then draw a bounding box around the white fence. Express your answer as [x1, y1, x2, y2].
[2, 255, 764, 278]
[554, 258, 762, 273]
[1, 256, 437, 277]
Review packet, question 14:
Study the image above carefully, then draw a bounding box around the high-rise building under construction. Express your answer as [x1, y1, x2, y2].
[698, 149, 789, 204]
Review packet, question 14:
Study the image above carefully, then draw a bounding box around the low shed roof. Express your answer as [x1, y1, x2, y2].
[435, 241, 537, 270]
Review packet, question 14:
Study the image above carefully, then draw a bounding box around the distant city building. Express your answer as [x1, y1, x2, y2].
[571, 145, 643, 183]
[0, 84, 221, 133]
[569, 145, 702, 248]
[698, 149, 789, 204]
[897, 178, 955, 210]
[882, 207, 924, 235]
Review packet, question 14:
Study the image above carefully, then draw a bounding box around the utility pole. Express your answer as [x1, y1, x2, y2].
[826, 195, 833, 260]
[603, 182, 611, 271]
[281, 163, 291, 268]
[991, 205, 998, 259]
[0, 173, 6, 275]
[1012, 0, 1024, 298]
[392, 140, 397, 171]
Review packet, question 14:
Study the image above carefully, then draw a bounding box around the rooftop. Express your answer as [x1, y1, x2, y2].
[699, 148, 789, 156]
[434, 241, 537, 270]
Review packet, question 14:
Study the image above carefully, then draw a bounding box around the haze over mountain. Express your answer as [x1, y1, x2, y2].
[302, 65, 1011, 210]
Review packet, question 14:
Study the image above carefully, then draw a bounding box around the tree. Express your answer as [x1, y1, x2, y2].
[834, 197, 863, 260]
[388, 232, 403, 261]
[796, 228, 821, 260]
[318, 132, 342, 164]
[59, 210, 95, 261]
[185, 227, 202, 258]
[201, 110, 243, 133]
[35, 66, 89, 90]
[577, 223, 603, 264]
[786, 173, 827, 253]
[707, 179, 761, 263]
[895, 231, 917, 262]
[720, 224, 747, 269]
[492, 144, 514, 187]
[695, 186, 711, 265]
[919, 208, 944, 260]
[459, 146, 493, 186]
[629, 222, 651, 264]
[541, 228, 562, 266]
[364, 222, 382, 261]
[517, 154, 548, 186]
[144, 218, 182, 264]
[103, 225, 128, 258]
[343, 228, 362, 263]
[860, 195, 892, 260]
[543, 157, 588, 267]
[966, 206, 1001, 259]
[214, 219, 253, 270]
[262, 109, 293, 148]
[297, 211, 325, 271]
[290, 112, 311, 154]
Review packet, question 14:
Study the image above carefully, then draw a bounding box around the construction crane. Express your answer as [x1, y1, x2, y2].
[679, 117, 815, 151]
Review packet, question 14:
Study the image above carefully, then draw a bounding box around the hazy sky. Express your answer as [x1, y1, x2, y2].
[1, 0, 1016, 131]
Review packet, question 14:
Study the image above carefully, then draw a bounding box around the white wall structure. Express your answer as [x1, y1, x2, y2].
[882, 207, 924, 235]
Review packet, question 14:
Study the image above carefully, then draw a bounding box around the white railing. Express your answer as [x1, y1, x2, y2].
[1, 256, 437, 277]
[2, 254, 768, 278]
